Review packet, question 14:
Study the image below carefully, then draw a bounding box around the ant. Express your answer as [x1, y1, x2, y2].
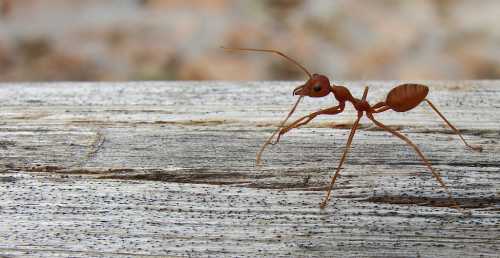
[222, 47, 482, 209]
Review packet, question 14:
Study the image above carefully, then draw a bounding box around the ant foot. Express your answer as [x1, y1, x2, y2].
[319, 200, 328, 209]
[271, 130, 288, 145]
[270, 138, 280, 145]
[469, 144, 483, 152]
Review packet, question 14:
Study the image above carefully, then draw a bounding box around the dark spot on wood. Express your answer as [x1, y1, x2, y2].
[364, 195, 499, 209]
[0, 140, 16, 150]
[0, 176, 16, 183]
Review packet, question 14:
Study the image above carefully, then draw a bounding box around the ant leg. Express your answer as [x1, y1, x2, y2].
[372, 102, 386, 109]
[361, 86, 369, 101]
[367, 113, 461, 210]
[372, 106, 390, 113]
[273, 104, 344, 144]
[256, 96, 304, 166]
[320, 113, 362, 209]
[424, 99, 482, 152]
[370, 101, 391, 113]
[369, 101, 392, 113]
[272, 115, 312, 145]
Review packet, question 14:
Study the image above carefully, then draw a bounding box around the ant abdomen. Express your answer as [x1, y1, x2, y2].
[386, 84, 429, 112]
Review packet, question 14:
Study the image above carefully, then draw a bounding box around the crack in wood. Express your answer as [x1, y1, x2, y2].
[364, 196, 499, 209]
[9, 164, 497, 209]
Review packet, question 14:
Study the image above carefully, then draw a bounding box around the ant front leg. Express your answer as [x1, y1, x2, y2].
[273, 104, 345, 144]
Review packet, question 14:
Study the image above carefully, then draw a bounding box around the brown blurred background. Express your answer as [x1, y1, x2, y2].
[0, 0, 499, 81]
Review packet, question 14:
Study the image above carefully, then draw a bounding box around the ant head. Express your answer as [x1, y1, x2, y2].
[293, 74, 331, 98]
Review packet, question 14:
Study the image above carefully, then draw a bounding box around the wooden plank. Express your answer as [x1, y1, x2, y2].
[0, 81, 498, 257]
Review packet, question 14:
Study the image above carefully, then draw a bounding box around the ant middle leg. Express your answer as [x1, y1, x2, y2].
[320, 112, 363, 209]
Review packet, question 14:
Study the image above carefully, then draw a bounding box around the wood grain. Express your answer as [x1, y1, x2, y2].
[0, 81, 499, 257]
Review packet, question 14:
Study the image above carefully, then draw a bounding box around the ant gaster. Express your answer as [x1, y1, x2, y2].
[223, 47, 482, 209]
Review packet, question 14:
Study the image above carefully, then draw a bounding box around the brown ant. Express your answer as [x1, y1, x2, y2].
[222, 47, 482, 209]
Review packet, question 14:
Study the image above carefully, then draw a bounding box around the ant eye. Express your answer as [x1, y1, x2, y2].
[313, 84, 322, 92]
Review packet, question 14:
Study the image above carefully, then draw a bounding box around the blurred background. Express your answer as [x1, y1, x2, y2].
[0, 0, 499, 81]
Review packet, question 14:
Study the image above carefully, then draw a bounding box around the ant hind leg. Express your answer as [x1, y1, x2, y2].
[424, 99, 482, 152]
[367, 113, 462, 210]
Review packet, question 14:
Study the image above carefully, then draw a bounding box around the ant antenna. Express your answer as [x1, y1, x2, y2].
[221, 47, 313, 79]
[221, 46, 310, 165]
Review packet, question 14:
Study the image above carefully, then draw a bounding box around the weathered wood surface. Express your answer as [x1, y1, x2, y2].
[0, 81, 498, 257]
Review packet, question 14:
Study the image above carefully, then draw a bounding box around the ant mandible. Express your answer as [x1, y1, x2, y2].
[222, 47, 482, 209]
